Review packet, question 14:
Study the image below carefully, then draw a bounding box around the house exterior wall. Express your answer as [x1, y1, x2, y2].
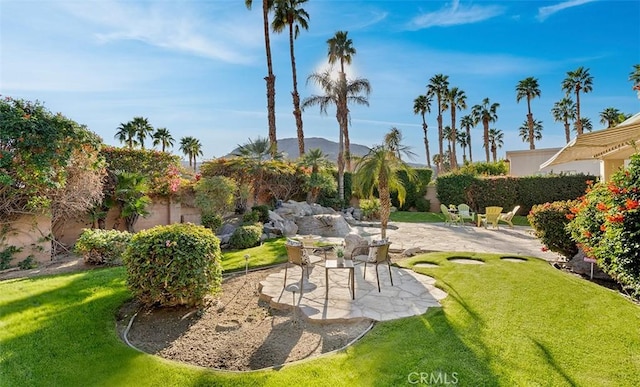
[507, 148, 600, 177]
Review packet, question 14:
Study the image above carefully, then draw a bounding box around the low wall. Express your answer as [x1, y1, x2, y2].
[425, 185, 441, 212]
[2, 215, 52, 265]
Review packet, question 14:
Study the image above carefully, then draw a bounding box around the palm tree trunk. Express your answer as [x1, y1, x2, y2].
[379, 179, 390, 240]
[483, 120, 490, 162]
[421, 117, 431, 168]
[437, 103, 443, 173]
[466, 127, 473, 163]
[337, 118, 345, 203]
[492, 145, 497, 162]
[450, 109, 458, 169]
[575, 89, 582, 135]
[564, 121, 571, 143]
[262, 0, 277, 155]
[527, 112, 535, 150]
[288, 23, 304, 157]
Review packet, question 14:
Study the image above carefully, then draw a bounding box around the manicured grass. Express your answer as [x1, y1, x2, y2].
[1, 253, 639, 385]
[221, 238, 287, 272]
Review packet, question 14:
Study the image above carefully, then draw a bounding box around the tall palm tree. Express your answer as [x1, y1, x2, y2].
[551, 97, 576, 143]
[245, 0, 277, 155]
[599, 107, 623, 128]
[471, 98, 500, 162]
[457, 130, 470, 164]
[459, 114, 475, 163]
[518, 119, 543, 149]
[190, 138, 203, 172]
[353, 129, 416, 239]
[516, 77, 541, 150]
[272, 0, 309, 156]
[629, 64, 640, 95]
[129, 117, 154, 149]
[562, 66, 593, 135]
[179, 136, 202, 170]
[152, 127, 175, 152]
[114, 122, 138, 149]
[327, 30, 357, 171]
[384, 127, 403, 159]
[574, 117, 593, 133]
[442, 86, 466, 169]
[413, 94, 432, 168]
[487, 128, 504, 162]
[442, 125, 454, 164]
[233, 136, 282, 203]
[426, 74, 449, 174]
[302, 70, 371, 202]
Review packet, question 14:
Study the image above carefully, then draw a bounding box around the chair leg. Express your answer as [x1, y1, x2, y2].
[363, 261, 367, 279]
[283, 264, 288, 286]
[387, 260, 393, 286]
[375, 265, 381, 292]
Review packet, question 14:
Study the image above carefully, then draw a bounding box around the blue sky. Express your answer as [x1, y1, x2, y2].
[1, 0, 639, 164]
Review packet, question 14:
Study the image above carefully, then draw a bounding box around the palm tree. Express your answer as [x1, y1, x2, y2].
[413, 94, 433, 168]
[179, 136, 201, 170]
[518, 119, 543, 149]
[245, 0, 277, 154]
[551, 97, 576, 143]
[629, 64, 640, 95]
[457, 130, 470, 163]
[442, 125, 454, 165]
[190, 138, 203, 171]
[487, 128, 504, 162]
[384, 127, 403, 159]
[442, 86, 466, 169]
[574, 117, 593, 133]
[233, 136, 282, 203]
[516, 77, 541, 150]
[113, 171, 151, 232]
[128, 117, 154, 149]
[114, 122, 138, 149]
[302, 70, 371, 202]
[272, 0, 309, 156]
[471, 98, 500, 162]
[426, 74, 449, 174]
[327, 30, 357, 171]
[459, 114, 475, 163]
[599, 107, 623, 128]
[562, 66, 593, 135]
[152, 127, 175, 152]
[353, 129, 416, 239]
[299, 148, 331, 203]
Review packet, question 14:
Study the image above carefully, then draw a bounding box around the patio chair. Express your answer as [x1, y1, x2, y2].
[284, 240, 317, 295]
[498, 205, 521, 228]
[440, 204, 460, 226]
[477, 206, 503, 229]
[457, 204, 475, 225]
[351, 240, 393, 292]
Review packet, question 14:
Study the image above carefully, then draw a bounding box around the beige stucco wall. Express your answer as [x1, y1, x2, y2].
[3, 214, 52, 265]
[506, 148, 600, 177]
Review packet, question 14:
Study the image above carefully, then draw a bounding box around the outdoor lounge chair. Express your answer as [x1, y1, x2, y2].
[477, 206, 503, 229]
[440, 204, 460, 226]
[284, 241, 319, 296]
[498, 205, 521, 228]
[351, 240, 393, 292]
[457, 204, 475, 225]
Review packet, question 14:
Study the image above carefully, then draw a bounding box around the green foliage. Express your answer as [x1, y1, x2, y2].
[518, 174, 595, 214]
[0, 97, 103, 220]
[200, 213, 222, 232]
[112, 171, 151, 232]
[391, 168, 432, 210]
[18, 256, 37, 270]
[466, 176, 519, 212]
[123, 223, 222, 307]
[317, 170, 351, 209]
[229, 223, 263, 249]
[359, 198, 381, 220]
[415, 197, 431, 212]
[74, 229, 132, 265]
[436, 173, 477, 206]
[242, 210, 260, 224]
[0, 246, 22, 270]
[568, 155, 640, 298]
[194, 176, 237, 215]
[528, 200, 579, 259]
[251, 205, 270, 223]
[458, 160, 508, 176]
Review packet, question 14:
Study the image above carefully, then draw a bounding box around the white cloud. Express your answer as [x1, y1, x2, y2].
[537, 0, 599, 22]
[408, 0, 504, 29]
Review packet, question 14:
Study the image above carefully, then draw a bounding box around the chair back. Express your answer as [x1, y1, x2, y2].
[285, 244, 305, 265]
[374, 242, 391, 264]
[485, 206, 503, 222]
[458, 204, 472, 217]
[440, 204, 451, 220]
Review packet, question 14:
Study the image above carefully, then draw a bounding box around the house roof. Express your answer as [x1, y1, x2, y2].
[540, 112, 640, 169]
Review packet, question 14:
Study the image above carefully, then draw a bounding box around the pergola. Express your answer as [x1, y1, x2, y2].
[541, 112, 640, 181]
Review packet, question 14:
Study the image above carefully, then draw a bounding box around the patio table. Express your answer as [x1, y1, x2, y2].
[325, 259, 355, 299]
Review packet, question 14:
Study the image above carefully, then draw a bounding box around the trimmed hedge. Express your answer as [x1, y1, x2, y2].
[74, 229, 132, 265]
[123, 223, 222, 307]
[229, 223, 264, 249]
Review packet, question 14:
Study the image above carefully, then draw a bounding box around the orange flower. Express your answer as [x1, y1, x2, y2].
[625, 198, 639, 210]
[608, 184, 621, 194]
[600, 224, 607, 232]
[596, 202, 608, 211]
[583, 231, 592, 238]
[606, 213, 625, 223]
[570, 207, 580, 214]
[565, 213, 575, 220]
[586, 180, 594, 186]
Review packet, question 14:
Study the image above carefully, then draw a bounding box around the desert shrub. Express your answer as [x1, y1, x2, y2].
[194, 176, 237, 216]
[201, 213, 222, 232]
[0, 246, 22, 270]
[251, 205, 270, 223]
[74, 229, 132, 265]
[229, 223, 263, 249]
[123, 223, 222, 307]
[242, 210, 260, 224]
[415, 197, 431, 212]
[360, 198, 381, 220]
[528, 200, 579, 259]
[568, 154, 640, 298]
[18, 256, 37, 270]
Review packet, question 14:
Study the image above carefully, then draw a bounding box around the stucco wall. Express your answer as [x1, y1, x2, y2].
[3, 215, 52, 265]
[506, 148, 600, 177]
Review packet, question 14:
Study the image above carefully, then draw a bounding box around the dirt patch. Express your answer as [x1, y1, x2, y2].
[116, 267, 373, 371]
[0, 253, 97, 281]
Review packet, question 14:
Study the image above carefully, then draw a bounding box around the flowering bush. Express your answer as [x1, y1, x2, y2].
[528, 199, 580, 259]
[568, 154, 640, 298]
[123, 223, 222, 307]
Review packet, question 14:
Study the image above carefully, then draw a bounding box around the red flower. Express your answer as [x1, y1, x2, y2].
[606, 213, 625, 223]
[195, 173, 202, 182]
[600, 224, 607, 232]
[583, 231, 592, 238]
[596, 202, 608, 211]
[570, 207, 580, 214]
[608, 184, 621, 194]
[625, 198, 639, 210]
[565, 213, 575, 220]
[586, 180, 594, 186]
[541, 246, 549, 252]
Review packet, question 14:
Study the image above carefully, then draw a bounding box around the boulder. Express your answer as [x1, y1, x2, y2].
[402, 247, 423, 257]
[268, 210, 284, 223]
[296, 214, 352, 237]
[281, 220, 298, 236]
[344, 232, 369, 258]
[566, 250, 612, 280]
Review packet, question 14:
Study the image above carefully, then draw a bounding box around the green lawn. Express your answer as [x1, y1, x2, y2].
[390, 211, 531, 226]
[1, 252, 638, 386]
[221, 238, 287, 272]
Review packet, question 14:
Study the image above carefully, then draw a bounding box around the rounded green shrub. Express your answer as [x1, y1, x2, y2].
[360, 198, 381, 220]
[74, 229, 132, 265]
[415, 197, 431, 212]
[242, 210, 260, 225]
[229, 223, 263, 249]
[123, 223, 222, 307]
[528, 200, 579, 259]
[251, 205, 270, 223]
[201, 212, 222, 232]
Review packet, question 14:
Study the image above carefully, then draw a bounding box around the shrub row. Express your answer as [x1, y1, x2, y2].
[390, 168, 432, 210]
[528, 200, 579, 259]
